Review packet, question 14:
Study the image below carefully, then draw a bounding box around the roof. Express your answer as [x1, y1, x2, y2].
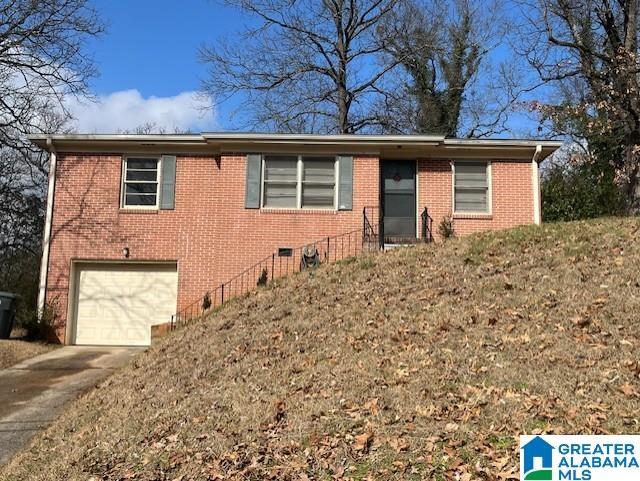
[26, 132, 563, 160]
[521, 436, 555, 451]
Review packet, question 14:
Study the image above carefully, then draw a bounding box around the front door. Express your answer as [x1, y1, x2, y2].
[382, 160, 416, 242]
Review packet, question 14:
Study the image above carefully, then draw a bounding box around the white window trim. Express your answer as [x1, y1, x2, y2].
[121, 156, 162, 210]
[415, 159, 420, 238]
[261, 154, 339, 210]
[296, 157, 303, 209]
[451, 160, 492, 215]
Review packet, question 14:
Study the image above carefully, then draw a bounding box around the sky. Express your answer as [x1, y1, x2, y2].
[67, 0, 240, 133]
[67, 0, 545, 136]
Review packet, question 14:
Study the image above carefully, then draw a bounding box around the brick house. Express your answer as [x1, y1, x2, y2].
[28, 133, 562, 346]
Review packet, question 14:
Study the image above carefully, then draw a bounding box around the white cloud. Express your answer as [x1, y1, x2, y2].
[65, 89, 216, 133]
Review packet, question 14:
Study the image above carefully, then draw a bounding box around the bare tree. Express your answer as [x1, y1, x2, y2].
[200, 0, 400, 134]
[1, 0, 102, 150]
[520, 0, 640, 207]
[116, 122, 195, 135]
[377, 0, 520, 137]
[0, 0, 102, 321]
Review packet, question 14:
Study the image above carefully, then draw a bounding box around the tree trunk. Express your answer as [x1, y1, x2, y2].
[624, 0, 640, 212]
[337, 83, 349, 134]
[333, 0, 350, 134]
[625, 0, 638, 54]
[624, 137, 640, 213]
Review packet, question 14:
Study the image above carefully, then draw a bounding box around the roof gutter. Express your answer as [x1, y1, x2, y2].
[37, 137, 57, 321]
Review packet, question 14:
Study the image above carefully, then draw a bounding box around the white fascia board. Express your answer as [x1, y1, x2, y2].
[26, 133, 205, 143]
[443, 138, 563, 148]
[26, 133, 564, 157]
[202, 133, 445, 143]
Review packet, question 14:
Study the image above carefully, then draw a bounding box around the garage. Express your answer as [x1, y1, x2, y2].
[72, 263, 178, 346]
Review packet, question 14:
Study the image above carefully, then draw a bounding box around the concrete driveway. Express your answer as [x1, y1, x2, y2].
[0, 346, 142, 465]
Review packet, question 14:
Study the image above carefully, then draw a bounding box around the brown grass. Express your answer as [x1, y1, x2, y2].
[0, 339, 55, 369]
[2, 217, 640, 480]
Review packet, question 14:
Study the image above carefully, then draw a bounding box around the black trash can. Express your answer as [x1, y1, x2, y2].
[0, 292, 18, 339]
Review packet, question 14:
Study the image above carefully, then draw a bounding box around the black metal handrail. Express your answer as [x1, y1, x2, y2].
[363, 205, 382, 250]
[421, 207, 434, 243]
[170, 218, 380, 330]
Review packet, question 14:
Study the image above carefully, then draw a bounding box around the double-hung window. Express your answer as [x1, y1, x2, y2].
[122, 157, 161, 208]
[262, 155, 298, 208]
[301, 157, 336, 208]
[262, 155, 337, 209]
[453, 161, 490, 213]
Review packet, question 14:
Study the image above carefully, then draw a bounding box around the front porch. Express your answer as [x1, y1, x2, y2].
[362, 204, 434, 251]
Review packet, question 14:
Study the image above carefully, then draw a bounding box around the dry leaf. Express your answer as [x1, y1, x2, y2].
[619, 382, 638, 397]
[354, 432, 374, 452]
[364, 398, 379, 416]
[388, 436, 409, 453]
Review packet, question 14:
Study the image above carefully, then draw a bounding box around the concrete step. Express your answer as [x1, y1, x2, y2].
[383, 243, 412, 251]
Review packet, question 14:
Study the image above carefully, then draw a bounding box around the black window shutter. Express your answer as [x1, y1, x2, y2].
[160, 155, 177, 209]
[338, 155, 353, 210]
[245, 154, 262, 208]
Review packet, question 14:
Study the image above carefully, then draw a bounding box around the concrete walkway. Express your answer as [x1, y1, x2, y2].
[0, 346, 142, 465]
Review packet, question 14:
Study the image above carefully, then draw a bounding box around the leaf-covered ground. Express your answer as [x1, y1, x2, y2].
[0, 340, 55, 369]
[3, 218, 640, 480]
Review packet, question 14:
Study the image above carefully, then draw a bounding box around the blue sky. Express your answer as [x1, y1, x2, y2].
[67, 0, 239, 133]
[88, 0, 232, 98]
[68, 0, 545, 136]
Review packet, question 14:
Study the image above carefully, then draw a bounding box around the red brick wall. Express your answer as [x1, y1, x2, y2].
[45, 154, 535, 343]
[418, 159, 534, 239]
[45, 153, 379, 342]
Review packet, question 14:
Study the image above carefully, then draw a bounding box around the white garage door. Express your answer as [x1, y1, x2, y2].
[74, 263, 178, 346]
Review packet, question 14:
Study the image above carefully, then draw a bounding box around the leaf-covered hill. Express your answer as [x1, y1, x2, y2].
[3, 218, 640, 480]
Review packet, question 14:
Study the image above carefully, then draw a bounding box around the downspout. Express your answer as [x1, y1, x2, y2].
[37, 138, 57, 320]
[531, 144, 542, 225]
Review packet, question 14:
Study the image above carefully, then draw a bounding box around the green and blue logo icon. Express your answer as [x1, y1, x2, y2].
[521, 436, 554, 480]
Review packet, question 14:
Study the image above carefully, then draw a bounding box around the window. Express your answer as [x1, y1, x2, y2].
[302, 157, 336, 208]
[122, 157, 160, 208]
[262, 155, 337, 209]
[263, 155, 298, 208]
[454, 161, 490, 213]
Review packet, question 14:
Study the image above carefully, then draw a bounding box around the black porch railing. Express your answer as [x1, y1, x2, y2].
[170, 210, 380, 330]
[363, 205, 382, 250]
[170, 206, 433, 330]
[421, 207, 434, 243]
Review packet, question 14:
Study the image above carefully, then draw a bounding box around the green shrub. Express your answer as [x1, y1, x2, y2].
[542, 160, 626, 222]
